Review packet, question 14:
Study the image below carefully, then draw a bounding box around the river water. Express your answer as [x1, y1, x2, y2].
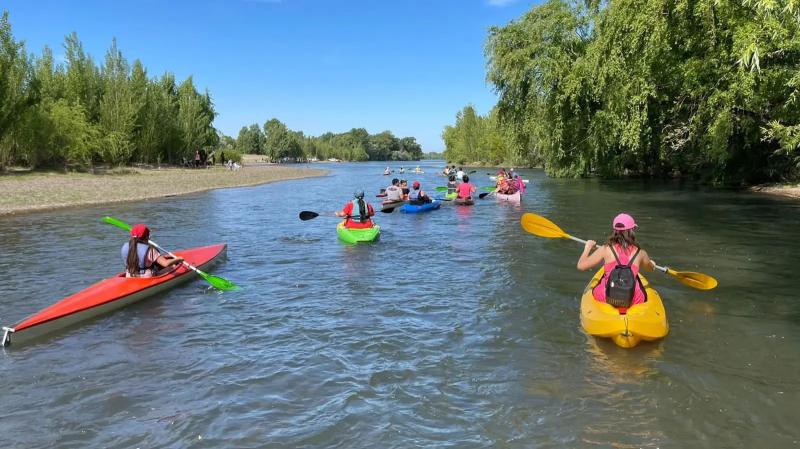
[1, 161, 798, 448]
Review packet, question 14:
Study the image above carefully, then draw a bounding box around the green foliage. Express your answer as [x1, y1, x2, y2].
[0, 12, 219, 169]
[233, 119, 423, 162]
[446, 0, 800, 184]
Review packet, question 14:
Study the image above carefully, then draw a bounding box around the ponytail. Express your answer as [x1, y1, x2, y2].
[357, 198, 367, 222]
[126, 237, 140, 276]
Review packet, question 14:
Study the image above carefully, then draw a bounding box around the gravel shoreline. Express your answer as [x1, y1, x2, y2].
[749, 184, 800, 200]
[0, 165, 327, 216]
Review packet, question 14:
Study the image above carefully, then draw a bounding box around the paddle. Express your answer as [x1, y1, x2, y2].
[519, 212, 718, 290]
[299, 210, 339, 220]
[435, 186, 449, 192]
[102, 216, 239, 291]
[481, 186, 495, 191]
[479, 191, 495, 199]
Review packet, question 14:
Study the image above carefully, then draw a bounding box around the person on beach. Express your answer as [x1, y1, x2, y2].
[121, 224, 184, 278]
[336, 191, 375, 229]
[576, 213, 656, 308]
[194, 150, 201, 168]
[408, 181, 432, 204]
[384, 178, 403, 203]
[456, 175, 476, 200]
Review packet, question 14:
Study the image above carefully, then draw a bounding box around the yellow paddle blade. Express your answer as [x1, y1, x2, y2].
[667, 269, 718, 290]
[520, 212, 569, 239]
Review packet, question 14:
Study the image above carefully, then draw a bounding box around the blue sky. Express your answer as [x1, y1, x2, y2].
[4, 0, 535, 150]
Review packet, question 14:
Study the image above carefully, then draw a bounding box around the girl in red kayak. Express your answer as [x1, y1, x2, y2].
[336, 191, 375, 229]
[576, 213, 655, 307]
[121, 224, 183, 277]
[456, 175, 476, 200]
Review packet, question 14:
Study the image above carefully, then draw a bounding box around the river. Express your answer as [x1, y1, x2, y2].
[1, 161, 798, 448]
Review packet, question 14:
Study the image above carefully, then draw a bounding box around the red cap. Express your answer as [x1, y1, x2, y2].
[130, 223, 150, 240]
[413, 181, 420, 189]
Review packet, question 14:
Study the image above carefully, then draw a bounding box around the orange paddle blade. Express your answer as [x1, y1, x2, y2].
[666, 268, 718, 290]
[520, 212, 569, 239]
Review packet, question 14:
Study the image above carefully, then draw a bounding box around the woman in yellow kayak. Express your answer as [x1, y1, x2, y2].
[121, 224, 184, 277]
[576, 213, 656, 307]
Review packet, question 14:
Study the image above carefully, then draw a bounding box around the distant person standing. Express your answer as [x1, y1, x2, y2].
[194, 150, 201, 168]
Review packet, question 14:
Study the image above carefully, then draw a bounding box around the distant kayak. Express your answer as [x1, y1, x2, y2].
[580, 268, 668, 348]
[2, 244, 227, 346]
[496, 191, 521, 203]
[337, 223, 380, 244]
[399, 200, 441, 213]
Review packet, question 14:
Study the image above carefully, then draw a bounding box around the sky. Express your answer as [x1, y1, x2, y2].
[3, 0, 537, 151]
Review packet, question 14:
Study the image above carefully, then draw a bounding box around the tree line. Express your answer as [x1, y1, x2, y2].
[0, 10, 424, 169]
[0, 12, 218, 170]
[444, 0, 800, 184]
[233, 119, 424, 162]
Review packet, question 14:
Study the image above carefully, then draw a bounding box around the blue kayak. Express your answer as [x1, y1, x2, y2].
[399, 200, 441, 213]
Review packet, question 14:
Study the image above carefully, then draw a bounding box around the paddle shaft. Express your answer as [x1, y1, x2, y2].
[144, 238, 207, 276]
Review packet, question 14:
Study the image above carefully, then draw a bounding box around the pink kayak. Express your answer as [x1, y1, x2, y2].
[496, 191, 521, 203]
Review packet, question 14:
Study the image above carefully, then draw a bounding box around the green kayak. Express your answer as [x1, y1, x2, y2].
[337, 222, 381, 244]
[445, 192, 457, 200]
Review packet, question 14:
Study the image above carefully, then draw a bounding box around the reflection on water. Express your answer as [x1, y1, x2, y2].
[1, 161, 799, 448]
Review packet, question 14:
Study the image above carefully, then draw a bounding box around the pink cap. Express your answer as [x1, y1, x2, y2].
[612, 213, 636, 231]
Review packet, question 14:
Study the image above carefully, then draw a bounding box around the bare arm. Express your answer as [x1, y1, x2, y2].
[637, 249, 655, 271]
[577, 240, 606, 271]
[155, 254, 183, 269]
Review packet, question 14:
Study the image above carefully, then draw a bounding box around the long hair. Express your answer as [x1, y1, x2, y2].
[356, 197, 367, 222]
[126, 237, 141, 276]
[605, 229, 638, 252]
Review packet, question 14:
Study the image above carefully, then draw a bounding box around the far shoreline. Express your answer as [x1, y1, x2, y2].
[0, 165, 328, 217]
[748, 183, 800, 200]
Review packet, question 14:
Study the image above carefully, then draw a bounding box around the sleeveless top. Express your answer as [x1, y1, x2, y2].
[120, 242, 158, 277]
[592, 244, 646, 305]
[456, 182, 473, 199]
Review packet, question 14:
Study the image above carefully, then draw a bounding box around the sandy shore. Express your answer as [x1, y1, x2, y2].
[0, 165, 327, 215]
[749, 184, 800, 200]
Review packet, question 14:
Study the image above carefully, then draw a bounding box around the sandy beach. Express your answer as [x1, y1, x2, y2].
[749, 184, 800, 200]
[0, 165, 327, 215]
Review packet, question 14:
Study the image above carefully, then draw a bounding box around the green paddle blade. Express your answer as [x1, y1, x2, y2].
[198, 269, 240, 291]
[435, 186, 448, 191]
[102, 216, 132, 231]
[481, 186, 495, 192]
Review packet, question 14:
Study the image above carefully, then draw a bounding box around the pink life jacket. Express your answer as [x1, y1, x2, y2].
[592, 244, 646, 306]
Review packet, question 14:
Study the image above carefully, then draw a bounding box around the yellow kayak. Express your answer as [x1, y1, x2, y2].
[580, 268, 668, 348]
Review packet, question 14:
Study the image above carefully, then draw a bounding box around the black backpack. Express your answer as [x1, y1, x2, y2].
[605, 246, 641, 308]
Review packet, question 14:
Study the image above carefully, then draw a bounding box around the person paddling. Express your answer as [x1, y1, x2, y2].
[446, 175, 458, 196]
[408, 181, 432, 204]
[399, 179, 410, 200]
[336, 191, 375, 228]
[121, 224, 184, 278]
[384, 178, 403, 203]
[456, 174, 476, 200]
[514, 174, 526, 194]
[576, 213, 655, 308]
[383, 166, 391, 175]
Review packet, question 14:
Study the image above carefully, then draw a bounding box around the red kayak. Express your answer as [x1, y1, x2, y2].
[2, 243, 227, 346]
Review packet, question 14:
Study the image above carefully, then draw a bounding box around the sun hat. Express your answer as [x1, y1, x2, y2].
[613, 213, 637, 231]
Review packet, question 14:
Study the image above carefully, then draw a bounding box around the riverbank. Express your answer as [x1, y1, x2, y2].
[0, 165, 327, 215]
[749, 183, 800, 200]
